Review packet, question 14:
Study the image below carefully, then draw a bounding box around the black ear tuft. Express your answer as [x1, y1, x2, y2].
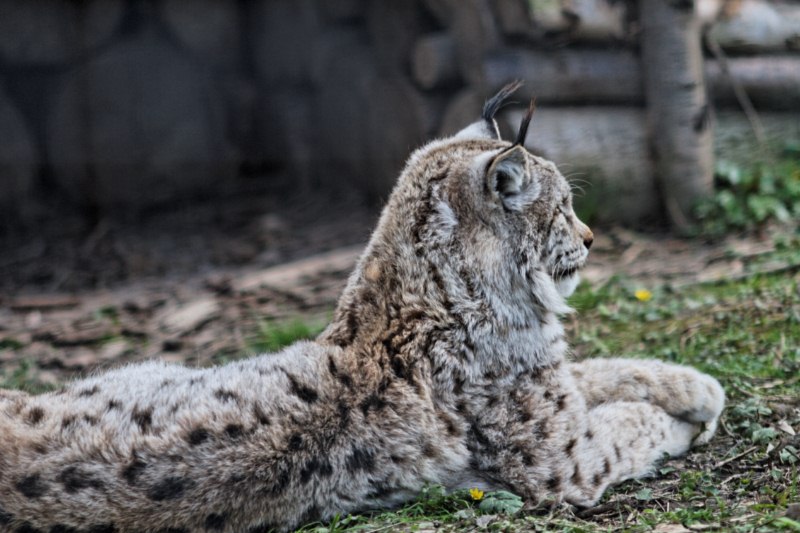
[482, 81, 524, 123]
[514, 98, 536, 146]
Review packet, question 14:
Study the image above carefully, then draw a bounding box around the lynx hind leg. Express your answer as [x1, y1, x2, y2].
[561, 401, 698, 507]
[569, 358, 724, 444]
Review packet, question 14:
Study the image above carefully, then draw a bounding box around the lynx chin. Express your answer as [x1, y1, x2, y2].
[0, 83, 724, 533]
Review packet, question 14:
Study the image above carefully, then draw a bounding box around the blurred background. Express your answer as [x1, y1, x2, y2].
[0, 0, 799, 291]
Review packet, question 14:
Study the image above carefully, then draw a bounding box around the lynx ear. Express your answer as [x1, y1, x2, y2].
[486, 146, 539, 211]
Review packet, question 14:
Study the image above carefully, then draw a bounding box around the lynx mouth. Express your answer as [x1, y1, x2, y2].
[552, 264, 582, 281]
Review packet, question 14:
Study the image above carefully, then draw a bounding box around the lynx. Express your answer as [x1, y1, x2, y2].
[0, 83, 724, 533]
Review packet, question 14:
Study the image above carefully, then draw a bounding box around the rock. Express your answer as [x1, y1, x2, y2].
[0, 86, 38, 224]
[160, 0, 243, 70]
[47, 28, 239, 212]
[0, 0, 124, 65]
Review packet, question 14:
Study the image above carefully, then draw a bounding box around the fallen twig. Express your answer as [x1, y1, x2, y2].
[712, 445, 759, 470]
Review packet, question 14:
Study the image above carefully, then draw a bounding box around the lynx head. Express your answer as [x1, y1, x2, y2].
[378, 82, 593, 318]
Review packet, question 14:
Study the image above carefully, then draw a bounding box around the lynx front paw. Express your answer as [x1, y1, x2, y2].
[678, 372, 725, 446]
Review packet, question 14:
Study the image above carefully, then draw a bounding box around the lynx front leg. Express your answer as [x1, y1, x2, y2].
[559, 401, 698, 507]
[569, 358, 724, 444]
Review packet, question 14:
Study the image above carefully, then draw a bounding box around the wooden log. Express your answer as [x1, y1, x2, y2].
[492, 0, 538, 39]
[707, 57, 800, 111]
[484, 48, 644, 105]
[521, 0, 629, 42]
[412, 33, 461, 90]
[501, 107, 800, 225]
[484, 49, 800, 109]
[484, 48, 800, 109]
[708, 0, 800, 53]
[641, 0, 713, 230]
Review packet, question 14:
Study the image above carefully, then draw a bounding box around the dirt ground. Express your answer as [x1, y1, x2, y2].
[0, 194, 787, 390]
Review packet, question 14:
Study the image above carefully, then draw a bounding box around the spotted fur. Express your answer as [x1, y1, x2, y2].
[0, 85, 724, 532]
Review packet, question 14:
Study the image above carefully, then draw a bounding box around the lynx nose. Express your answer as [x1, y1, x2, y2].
[582, 230, 594, 250]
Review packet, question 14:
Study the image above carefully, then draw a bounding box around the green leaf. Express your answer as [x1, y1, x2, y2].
[478, 491, 524, 515]
[750, 426, 778, 444]
[635, 488, 653, 501]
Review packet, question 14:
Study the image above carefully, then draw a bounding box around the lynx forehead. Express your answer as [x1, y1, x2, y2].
[0, 83, 724, 533]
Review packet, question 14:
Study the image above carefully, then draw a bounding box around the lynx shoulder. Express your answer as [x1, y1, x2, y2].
[0, 84, 724, 533]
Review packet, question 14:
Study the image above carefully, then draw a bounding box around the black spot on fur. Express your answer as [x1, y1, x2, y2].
[252, 403, 270, 425]
[284, 373, 319, 403]
[16, 524, 42, 533]
[122, 458, 146, 485]
[267, 463, 291, 495]
[546, 476, 561, 491]
[58, 466, 104, 493]
[87, 525, 116, 533]
[585, 429, 594, 440]
[26, 407, 45, 426]
[82, 414, 98, 426]
[337, 401, 351, 430]
[187, 427, 210, 446]
[555, 394, 567, 411]
[613, 443, 622, 461]
[287, 433, 303, 451]
[15, 474, 46, 499]
[154, 529, 188, 533]
[131, 408, 153, 433]
[0, 507, 11, 524]
[300, 458, 333, 484]
[78, 385, 100, 397]
[147, 476, 193, 501]
[571, 465, 583, 486]
[225, 424, 244, 439]
[48, 525, 78, 533]
[603, 458, 611, 475]
[359, 393, 387, 415]
[328, 354, 354, 389]
[468, 423, 497, 454]
[565, 438, 577, 456]
[346, 447, 376, 472]
[366, 482, 395, 500]
[107, 400, 122, 410]
[422, 442, 440, 458]
[438, 412, 461, 437]
[214, 389, 239, 402]
[204, 513, 227, 531]
[246, 524, 278, 533]
[61, 415, 76, 429]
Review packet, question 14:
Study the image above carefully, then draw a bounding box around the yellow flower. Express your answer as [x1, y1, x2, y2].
[469, 488, 485, 501]
[634, 289, 652, 302]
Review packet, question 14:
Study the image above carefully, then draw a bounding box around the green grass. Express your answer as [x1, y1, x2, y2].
[249, 318, 328, 353]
